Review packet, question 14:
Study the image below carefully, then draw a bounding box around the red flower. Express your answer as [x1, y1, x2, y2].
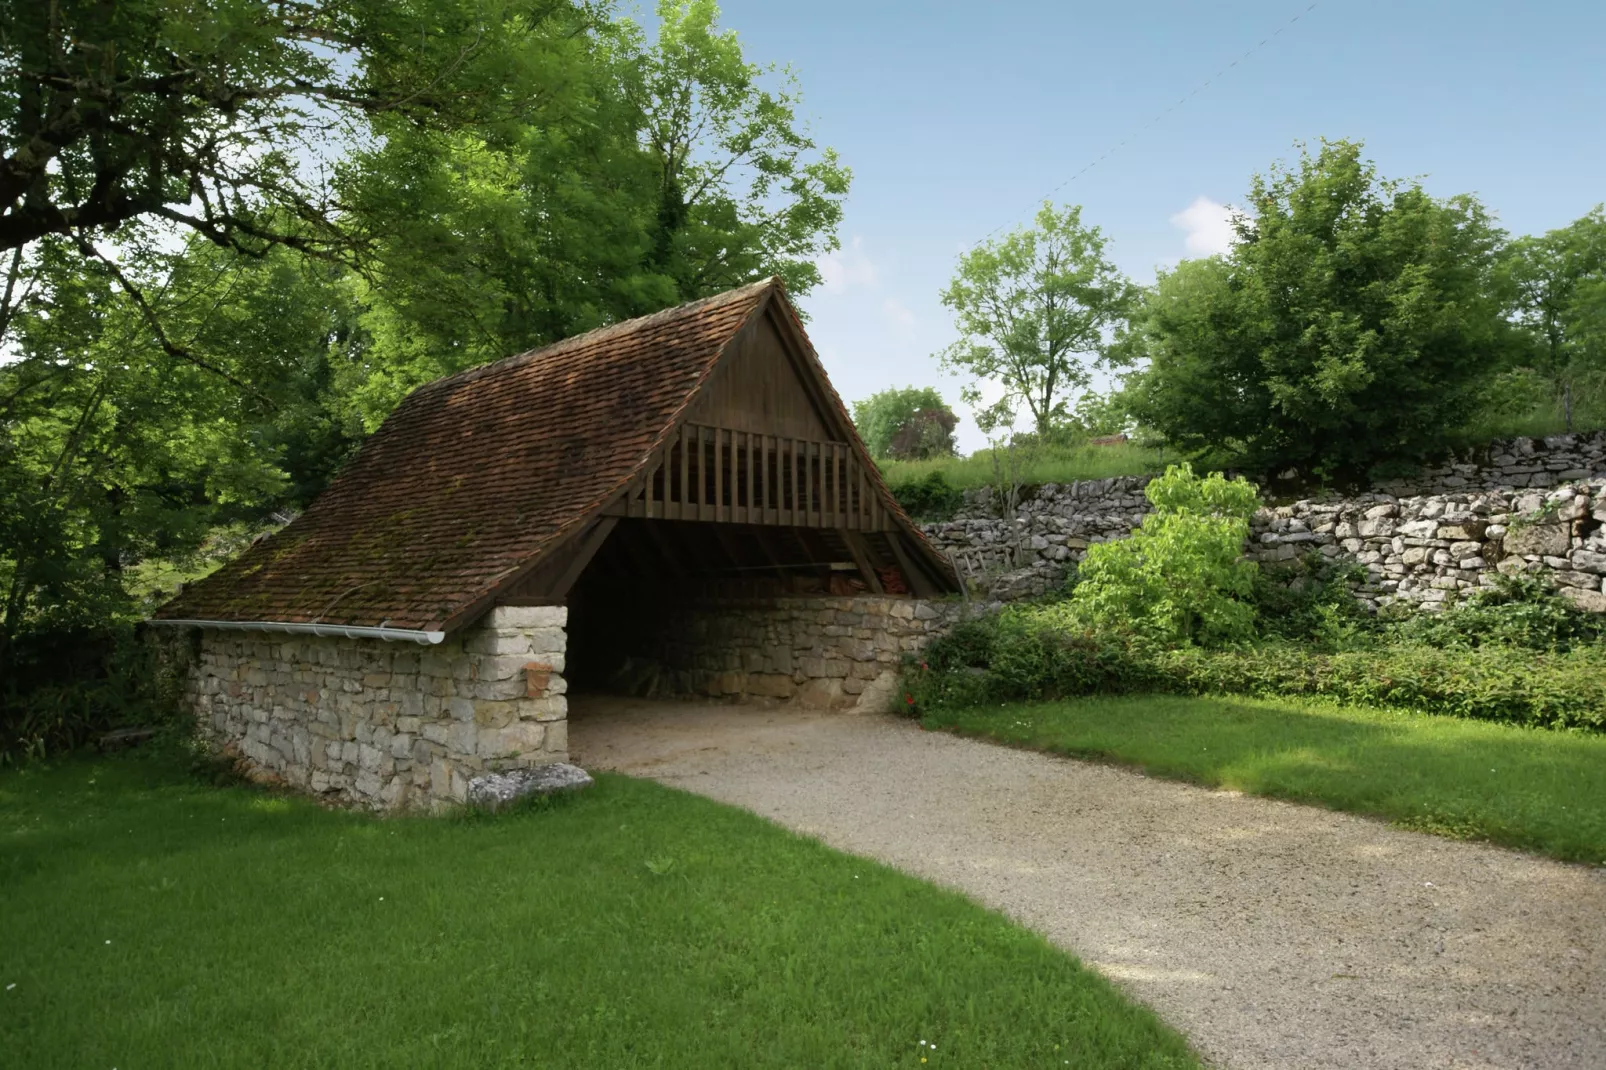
[904, 693, 915, 705]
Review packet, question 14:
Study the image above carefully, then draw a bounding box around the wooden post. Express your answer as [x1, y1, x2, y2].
[714, 426, 724, 522]
[678, 424, 690, 519]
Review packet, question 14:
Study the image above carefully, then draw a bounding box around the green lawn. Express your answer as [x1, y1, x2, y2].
[923, 694, 1606, 866]
[0, 754, 1197, 1069]
[882, 441, 1165, 491]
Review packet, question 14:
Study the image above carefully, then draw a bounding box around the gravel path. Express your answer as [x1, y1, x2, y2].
[570, 698, 1606, 1070]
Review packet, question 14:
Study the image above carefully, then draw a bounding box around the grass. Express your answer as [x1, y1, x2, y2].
[0, 752, 1198, 1070]
[882, 441, 1165, 491]
[922, 693, 1606, 866]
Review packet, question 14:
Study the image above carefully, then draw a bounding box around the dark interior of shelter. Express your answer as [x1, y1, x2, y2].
[563, 518, 923, 695]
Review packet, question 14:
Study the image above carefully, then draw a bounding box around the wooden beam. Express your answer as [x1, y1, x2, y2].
[548, 516, 620, 599]
[886, 531, 939, 598]
[840, 529, 884, 594]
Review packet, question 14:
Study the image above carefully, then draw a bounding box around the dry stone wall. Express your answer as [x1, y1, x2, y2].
[651, 595, 962, 712]
[179, 605, 569, 810]
[919, 432, 1606, 612]
[1254, 481, 1606, 612]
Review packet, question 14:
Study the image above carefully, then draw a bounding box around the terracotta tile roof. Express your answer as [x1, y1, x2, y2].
[154, 280, 777, 632]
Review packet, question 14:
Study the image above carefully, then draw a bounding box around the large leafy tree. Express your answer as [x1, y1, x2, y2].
[1498, 206, 1606, 430]
[938, 203, 1135, 436]
[628, 0, 850, 299]
[1121, 140, 1510, 481]
[0, 236, 360, 685]
[851, 386, 958, 461]
[331, 0, 851, 427]
[0, 0, 585, 256]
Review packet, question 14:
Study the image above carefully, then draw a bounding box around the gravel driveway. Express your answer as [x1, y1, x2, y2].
[570, 698, 1606, 1070]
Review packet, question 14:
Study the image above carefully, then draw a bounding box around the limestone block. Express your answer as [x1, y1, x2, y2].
[472, 699, 517, 729]
[482, 721, 545, 758]
[486, 605, 567, 630]
[1561, 587, 1606, 613]
[525, 627, 566, 656]
[796, 677, 846, 710]
[1554, 571, 1599, 589]
[1571, 549, 1606, 574]
[466, 763, 591, 811]
[1504, 523, 1570, 557]
[747, 673, 796, 699]
[852, 669, 901, 714]
[462, 631, 532, 656]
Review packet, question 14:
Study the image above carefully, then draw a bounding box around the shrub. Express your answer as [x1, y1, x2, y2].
[1389, 572, 1606, 651]
[1069, 463, 1260, 645]
[1249, 553, 1373, 648]
[906, 605, 1606, 732]
[887, 470, 965, 521]
[1, 625, 187, 765]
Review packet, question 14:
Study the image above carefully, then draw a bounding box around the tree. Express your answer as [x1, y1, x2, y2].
[1121, 140, 1510, 481]
[851, 386, 958, 460]
[937, 203, 1135, 436]
[330, 0, 852, 426]
[625, 0, 851, 299]
[0, 236, 358, 695]
[0, 0, 591, 257]
[1498, 207, 1606, 430]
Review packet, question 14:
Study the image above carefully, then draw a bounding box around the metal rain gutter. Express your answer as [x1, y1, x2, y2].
[145, 618, 446, 645]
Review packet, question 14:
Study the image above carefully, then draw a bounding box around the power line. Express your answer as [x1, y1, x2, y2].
[977, 1, 1321, 244]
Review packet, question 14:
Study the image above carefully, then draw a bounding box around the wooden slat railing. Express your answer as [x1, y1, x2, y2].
[618, 422, 881, 528]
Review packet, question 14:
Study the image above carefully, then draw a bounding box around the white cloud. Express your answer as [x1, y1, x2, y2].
[882, 297, 916, 330]
[1170, 196, 1239, 257]
[816, 235, 877, 294]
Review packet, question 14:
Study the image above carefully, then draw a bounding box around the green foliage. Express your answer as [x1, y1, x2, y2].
[1069, 391, 1130, 438]
[1120, 140, 1512, 481]
[852, 386, 958, 460]
[1390, 572, 1606, 651]
[1496, 206, 1606, 431]
[906, 610, 1606, 734]
[938, 203, 1136, 435]
[1248, 554, 1372, 648]
[337, 0, 851, 424]
[886, 470, 965, 522]
[1, 625, 187, 765]
[628, 0, 851, 300]
[1, 0, 585, 255]
[1066, 464, 1260, 645]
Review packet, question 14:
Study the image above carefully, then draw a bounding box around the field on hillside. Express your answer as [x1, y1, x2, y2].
[881, 441, 1165, 492]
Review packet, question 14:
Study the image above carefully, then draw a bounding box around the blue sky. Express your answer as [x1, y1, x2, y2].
[688, 0, 1606, 452]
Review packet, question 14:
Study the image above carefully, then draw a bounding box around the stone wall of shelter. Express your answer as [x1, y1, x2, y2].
[650, 596, 963, 712]
[178, 605, 569, 810]
[918, 432, 1606, 612]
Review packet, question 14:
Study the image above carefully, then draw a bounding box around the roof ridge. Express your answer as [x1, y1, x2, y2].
[413, 276, 780, 398]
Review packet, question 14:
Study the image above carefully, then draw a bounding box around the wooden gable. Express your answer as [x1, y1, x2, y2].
[683, 307, 834, 440]
[593, 290, 958, 598]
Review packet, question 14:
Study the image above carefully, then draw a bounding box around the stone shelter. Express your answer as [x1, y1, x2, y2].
[150, 279, 961, 809]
